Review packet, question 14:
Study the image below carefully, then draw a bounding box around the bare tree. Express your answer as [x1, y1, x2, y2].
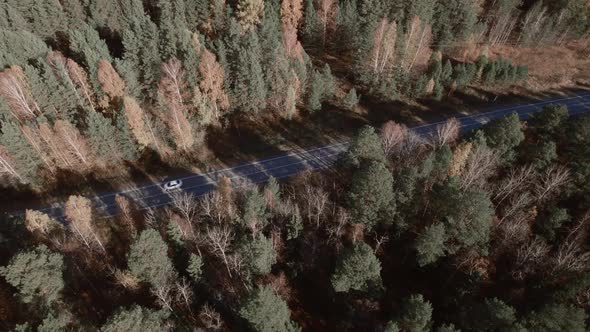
[152, 282, 174, 311]
[199, 49, 230, 122]
[115, 195, 137, 238]
[54, 120, 92, 168]
[432, 118, 460, 147]
[0, 66, 41, 122]
[512, 237, 550, 280]
[25, 209, 63, 236]
[369, 18, 397, 78]
[205, 226, 234, 277]
[493, 165, 536, 205]
[449, 142, 473, 177]
[460, 145, 499, 190]
[64, 195, 106, 253]
[0, 145, 23, 182]
[553, 211, 590, 274]
[39, 122, 73, 169]
[401, 16, 433, 72]
[111, 268, 140, 291]
[97, 60, 126, 108]
[302, 184, 329, 228]
[158, 58, 194, 151]
[170, 191, 199, 225]
[281, 0, 303, 29]
[316, 0, 335, 49]
[199, 303, 223, 330]
[175, 277, 194, 314]
[534, 165, 570, 202]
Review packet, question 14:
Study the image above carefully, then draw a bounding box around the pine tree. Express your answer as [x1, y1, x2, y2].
[481, 112, 524, 162]
[345, 125, 386, 167]
[232, 32, 267, 113]
[0, 30, 49, 68]
[69, 24, 112, 93]
[415, 223, 447, 266]
[0, 245, 64, 306]
[0, 120, 42, 184]
[86, 111, 121, 163]
[128, 228, 176, 287]
[302, 0, 321, 45]
[115, 113, 139, 161]
[348, 160, 395, 229]
[237, 234, 277, 277]
[239, 286, 300, 332]
[395, 294, 433, 332]
[306, 69, 324, 112]
[331, 242, 382, 292]
[187, 254, 203, 283]
[343, 88, 359, 110]
[101, 305, 169, 332]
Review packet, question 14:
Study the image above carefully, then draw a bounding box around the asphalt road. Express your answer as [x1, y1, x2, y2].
[13, 91, 590, 220]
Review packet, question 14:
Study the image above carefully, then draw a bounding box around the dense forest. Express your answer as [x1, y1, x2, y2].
[4, 0, 587, 188]
[2, 0, 590, 331]
[3, 103, 590, 331]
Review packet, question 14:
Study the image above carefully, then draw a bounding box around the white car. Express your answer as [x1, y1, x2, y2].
[163, 179, 183, 191]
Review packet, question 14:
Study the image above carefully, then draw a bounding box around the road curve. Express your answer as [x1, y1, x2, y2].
[9, 91, 590, 220]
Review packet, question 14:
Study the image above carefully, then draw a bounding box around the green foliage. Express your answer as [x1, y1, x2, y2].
[187, 254, 203, 283]
[523, 140, 557, 170]
[239, 286, 300, 332]
[433, 0, 478, 46]
[115, 114, 139, 161]
[524, 303, 587, 332]
[529, 104, 569, 138]
[69, 24, 112, 92]
[302, 0, 321, 46]
[237, 234, 277, 276]
[534, 208, 570, 242]
[345, 125, 386, 167]
[101, 305, 169, 332]
[343, 88, 360, 110]
[307, 69, 324, 112]
[242, 188, 268, 231]
[430, 177, 493, 255]
[127, 229, 176, 287]
[38, 311, 75, 332]
[0, 120, 42, 185]
[86, 111, 122, 163]
[0, 245, 63, 306]
[415, 223, 448, 266]
[395, 294, 433, 332]
[0, 30, 49, 68]
[286, 205, 303, 240]
[463, 298, 518, 331]
[232, 32, 267, 113]
[348, 161, 395, 229]
[437, 324, 461, 332]
[331, 242, 382, 293]
[482, 112, 524, 162]
[320, 64, 336, 99]
[565, 115, 590, 201]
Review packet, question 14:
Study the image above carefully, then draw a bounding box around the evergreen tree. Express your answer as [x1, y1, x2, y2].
[524, 303, 587, 332]
[433, 0, 478, 46]
[302, 0, 321, 46]
[481, 112, 524, 162]
[0, 30, 49, 68]
[86, 111, 121, 163]
[115, 114, 139, 161]
[0, 245, 64, 306]
[348, 160, 395, 229]
[127, 228, 176, 287]
[343, 88, 359, 110]
[534, 207, 570, 242]
[306, 69, 324, 112]
[415, 223, 447, 266]
[331, 242, 382, 293]
[463, 298, 518, 331]
[395, 294, 433, 332]
[232, 32, 267, 113]
[345, 125, 386, 167]
[430, 177, 493, 255]
[242, 188, 268, 232]
[239, 286, 300, 332]
[69, 24, 112, 93]
[187, 254, 203, 283]
[0, 120, 42, 184]
[237, 234, 277, 277]
[529, 104, 569, 138]
[321, 64, 336, 99]
[101, 305, 169, 332]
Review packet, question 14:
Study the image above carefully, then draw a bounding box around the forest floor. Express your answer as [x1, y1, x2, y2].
[2, 43, 590, 214]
